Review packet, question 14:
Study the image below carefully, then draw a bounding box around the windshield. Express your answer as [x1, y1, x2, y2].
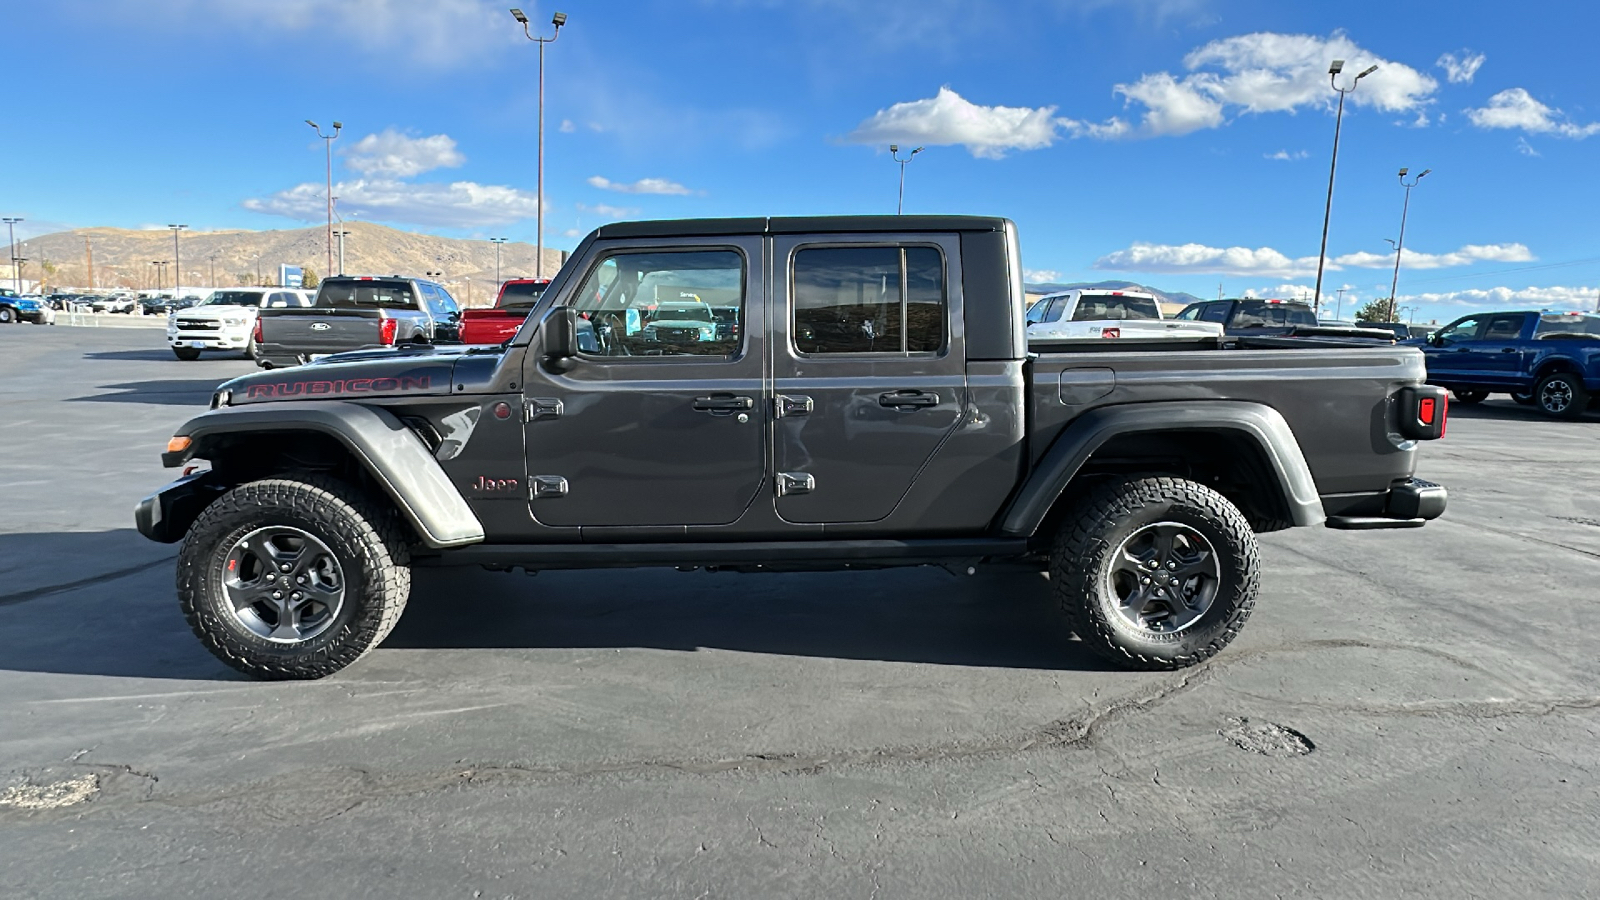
[204, 291, 264, 307]
[496, 281, 547, 310]
[0, 288, 15, 298]
[318, 279, 417, 310]
[1071, 294, 1161, 321]
[1231, 301, 1317, 328]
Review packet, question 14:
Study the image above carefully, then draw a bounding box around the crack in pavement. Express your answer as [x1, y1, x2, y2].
[0, 556, 174, 608]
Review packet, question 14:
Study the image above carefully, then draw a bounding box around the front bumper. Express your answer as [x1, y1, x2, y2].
[1324, 478, 1448, 530]
[134, 471, 227, 543]
[169, 329, 251, 350]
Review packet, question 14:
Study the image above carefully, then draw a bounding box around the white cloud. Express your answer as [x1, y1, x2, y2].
[1241, 283, 1317, 300]
[1096, 241, 1535, 277]
[1264, 149, 1308, 160]
[344, 130, 465, 178]
[1436, 51, 1485, 85]
[1516, 137, 1541, 157]
[847, 87, 1065, 158]
[587, 176, 696, 196]
[1332, 243, 1534, 270]
[1466, 88, 1600, 138]
[1099, 31, 1438, 138]
[1399, 284, 1599, 311]
[559, 120, 576, 134]
[576, 203, 639, 220]
[244, 179, 539, 228]
[1024, 268, 1062, 283]
[118, 0, 508, 68]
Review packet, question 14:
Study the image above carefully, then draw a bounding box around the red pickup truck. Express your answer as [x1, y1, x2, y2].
[459, 279, 549, 344]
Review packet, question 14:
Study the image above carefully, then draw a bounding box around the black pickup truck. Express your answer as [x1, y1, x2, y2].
[137, 216, 1448, 680]
[253, 275, 463, 369]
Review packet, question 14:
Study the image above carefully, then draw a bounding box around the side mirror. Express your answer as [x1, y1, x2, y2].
[543, 306, 579, 371]
[1428, 334, 1444, 347]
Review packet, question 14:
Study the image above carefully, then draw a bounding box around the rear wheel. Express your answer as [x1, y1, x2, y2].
[1452, 389, 1488, 404]
[172, 346, 202, 361]
[1535, 372, 1588, 419]
[0, 307, 14, 324]
[178, 476, 411, 680]
[1051, 476, 1259, 670]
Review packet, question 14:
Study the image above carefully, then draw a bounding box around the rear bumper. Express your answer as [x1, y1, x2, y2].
[1324, 478, 1447, 530]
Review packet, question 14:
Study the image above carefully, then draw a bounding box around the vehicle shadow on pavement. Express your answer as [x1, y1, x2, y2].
[82, 349, 191, 362]
[67, 379, 233, 405]
[0, 531, 240, 681]
[387, 564, 1112, 671]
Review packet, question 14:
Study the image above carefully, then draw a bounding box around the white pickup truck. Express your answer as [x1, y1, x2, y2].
[1026, 289, 1223, 343]
[168, 287, 312, 360]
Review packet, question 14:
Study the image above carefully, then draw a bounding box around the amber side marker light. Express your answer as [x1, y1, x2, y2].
[166, 436, 193, 453]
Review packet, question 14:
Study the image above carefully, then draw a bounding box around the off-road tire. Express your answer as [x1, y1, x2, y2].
[1535, 372, 1587, 420]
[1051, 475, 1259, 670]
[178, 475, 411, 680]
[0, 307, 14, 324]
[1452, 389, 1488, 405]
[172, 346, 202, 361]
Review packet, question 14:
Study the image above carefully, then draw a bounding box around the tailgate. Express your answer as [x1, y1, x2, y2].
[460, 309, 528, 345]
[260, 308, 384, 355]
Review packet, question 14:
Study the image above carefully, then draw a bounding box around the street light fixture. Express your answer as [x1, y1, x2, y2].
[511, 8, 566, 279]
[1387, 167, 1431, 321]
[306, 119, 342, 281]
[1312, 59, 1378, 310]
[490, 237, 509, 294]
[151, 260, 168, 292]
[3, 217, 21, 293]
[168, 225, 187, 301]
[889, 144, 924, 215]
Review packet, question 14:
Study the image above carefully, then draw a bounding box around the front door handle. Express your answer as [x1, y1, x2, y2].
[693, 394, 754, 413]
[879, 390, 940, 410]
[1501, 347, 1518, 353]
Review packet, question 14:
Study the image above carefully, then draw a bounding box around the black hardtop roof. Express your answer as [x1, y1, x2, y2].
[595, 215, 1010, 239]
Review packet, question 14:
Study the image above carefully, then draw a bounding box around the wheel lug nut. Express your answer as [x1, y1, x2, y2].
[291, 592, 302, 601]
[279, 564, 291, 572]
[296, 575, 306, 584]
[271, 591, 282, 599]
[1140, 576, 1150, 584]
[1167, 562, 1177, 570]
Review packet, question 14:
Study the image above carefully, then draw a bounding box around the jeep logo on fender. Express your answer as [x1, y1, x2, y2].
[470, 476, 520, 492]
[244, 376, 432, 400]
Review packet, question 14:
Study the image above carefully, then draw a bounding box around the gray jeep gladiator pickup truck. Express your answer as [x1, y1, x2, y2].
[137, 216, 1448, 680]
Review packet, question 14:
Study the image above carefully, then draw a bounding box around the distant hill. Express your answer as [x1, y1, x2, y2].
[1023, 279, 1206, 310]
[19, 222, 567, 307]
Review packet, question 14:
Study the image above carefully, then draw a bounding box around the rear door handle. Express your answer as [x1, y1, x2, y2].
[879, 390, 940, 410]
[693, 395, 754, 413]
[1501, 347, 1519, 353]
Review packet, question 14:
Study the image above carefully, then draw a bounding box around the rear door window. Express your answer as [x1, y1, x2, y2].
[1198, 304, 1230, 323]
[791, 245, 945, 354]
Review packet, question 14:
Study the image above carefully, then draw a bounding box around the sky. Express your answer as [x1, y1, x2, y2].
[4, 0, 1597, 324]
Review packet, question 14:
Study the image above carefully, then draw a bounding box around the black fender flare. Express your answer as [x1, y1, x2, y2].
[159, 401, 485, 549]
[998, 400, 1325, 537]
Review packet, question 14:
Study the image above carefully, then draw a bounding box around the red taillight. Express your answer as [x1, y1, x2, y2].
[1438, 394, 1448, 437]
[1418, 397, 1435, 425]
[252, 317, 264, 344]
[379, 318, 398, 346]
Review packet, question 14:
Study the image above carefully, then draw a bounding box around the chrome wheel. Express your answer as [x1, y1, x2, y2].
[1540, 379, 1574, 413]
[1107, 521, 1220, 634]
[221, 526, 345, 643]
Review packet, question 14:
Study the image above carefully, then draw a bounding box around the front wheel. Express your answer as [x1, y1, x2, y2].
[1452, 389, 1488, 405]
[1535, 372, 1588, 419]
[178, 476, 411, 680]
[172, 346, 202, 361]
[1051, 476, 1260, 670]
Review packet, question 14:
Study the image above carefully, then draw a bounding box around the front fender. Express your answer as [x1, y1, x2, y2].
[999, 400, 1324, 537]
[160, 401, 485, 549]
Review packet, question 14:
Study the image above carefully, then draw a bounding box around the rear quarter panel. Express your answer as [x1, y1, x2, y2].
[1030, 346, 1428, 495]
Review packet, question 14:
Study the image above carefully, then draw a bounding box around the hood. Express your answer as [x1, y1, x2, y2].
[216, 344, 505, 406]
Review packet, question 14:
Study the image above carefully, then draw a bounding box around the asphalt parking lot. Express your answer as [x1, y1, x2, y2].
[2, 324, 1597, 898]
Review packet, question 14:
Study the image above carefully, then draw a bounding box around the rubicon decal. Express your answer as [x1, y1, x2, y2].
[244, 376, 432, 399]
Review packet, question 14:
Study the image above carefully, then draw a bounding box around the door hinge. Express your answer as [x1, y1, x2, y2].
[529, 475, 569, 499]
[776, 472, 815, 497]
[525, 398, 563, 422]
[775, 394, 813, 418]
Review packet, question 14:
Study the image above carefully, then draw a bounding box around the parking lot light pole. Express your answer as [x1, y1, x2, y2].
[490, 237, 508, 294]
[889, 145, 923, 215]
[511, 8, 566, 280]
[3, 217, 21, 293]
[1388, 167, 1430, 322]
[1313, 60, 1378, 310]
[168, 225, 186, 301]
[306, 119, 342, 281]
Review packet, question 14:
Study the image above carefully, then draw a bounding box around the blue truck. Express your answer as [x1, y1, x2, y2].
[1416, 310, 1600, 418]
